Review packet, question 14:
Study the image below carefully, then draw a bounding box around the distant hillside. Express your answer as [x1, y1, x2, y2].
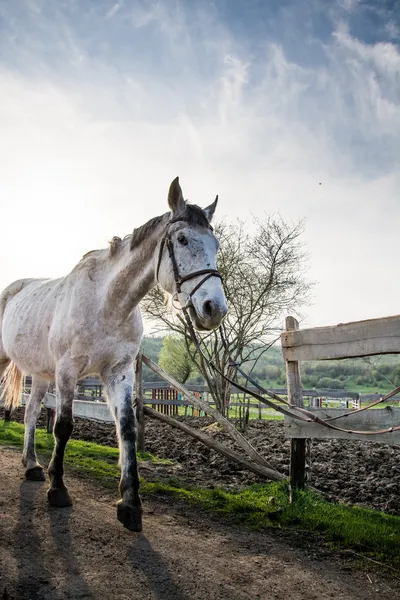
[140, 336, 400, 393]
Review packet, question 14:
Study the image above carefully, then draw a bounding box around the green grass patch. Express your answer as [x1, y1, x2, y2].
[176, 405, 284, 420]
[1, 420, 399, 568]
[281, 488, 400, 564]
[0, 421, 171, 482]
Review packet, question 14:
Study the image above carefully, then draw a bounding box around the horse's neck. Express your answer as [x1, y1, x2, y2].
[102, 221, 166, 322]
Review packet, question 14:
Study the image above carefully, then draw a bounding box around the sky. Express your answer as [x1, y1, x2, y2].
[0, 0, 399, 332]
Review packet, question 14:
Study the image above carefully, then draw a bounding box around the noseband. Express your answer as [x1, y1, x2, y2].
[155, 217, 222, 310]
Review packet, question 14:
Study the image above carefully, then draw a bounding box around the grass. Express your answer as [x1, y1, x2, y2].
[177, 404, 285, 420]
[247, 377, 399, 396]
[0, 421, 171, 482]
[175, 405, 284, 420]
[1, 421, 399, 568]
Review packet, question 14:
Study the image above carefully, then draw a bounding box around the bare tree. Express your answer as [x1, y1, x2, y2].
[142, 216, 312, 415]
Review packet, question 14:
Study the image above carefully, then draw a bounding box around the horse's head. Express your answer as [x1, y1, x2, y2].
[156, 177, 228, 331]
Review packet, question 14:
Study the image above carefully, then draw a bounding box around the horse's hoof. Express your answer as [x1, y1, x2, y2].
[47, 487, 73, 507]
[117, 501, 143, 532]
[25, 466, 46, 481]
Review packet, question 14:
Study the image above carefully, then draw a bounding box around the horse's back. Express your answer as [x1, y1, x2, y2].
[0, 279, 42, 318]
[1, 278, 59, 374]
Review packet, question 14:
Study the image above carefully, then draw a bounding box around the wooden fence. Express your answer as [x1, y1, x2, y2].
[281, 315, 400, 488]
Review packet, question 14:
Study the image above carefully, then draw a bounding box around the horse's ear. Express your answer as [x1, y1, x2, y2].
[168, 177, 185, 214]
[203, 195, 218, 222]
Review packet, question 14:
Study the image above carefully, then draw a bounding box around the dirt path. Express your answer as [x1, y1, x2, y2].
[0, 449, 397, 600]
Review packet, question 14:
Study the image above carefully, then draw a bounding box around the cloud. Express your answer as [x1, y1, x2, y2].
[338, 0, 360, 12]
[0, 0, 399, 329]
[106, 2, 122, 20]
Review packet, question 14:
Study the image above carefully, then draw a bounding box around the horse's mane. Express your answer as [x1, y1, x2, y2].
[79, 202, 210, 262]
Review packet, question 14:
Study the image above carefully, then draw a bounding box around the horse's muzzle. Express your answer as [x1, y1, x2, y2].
[189, 300, 228, 331]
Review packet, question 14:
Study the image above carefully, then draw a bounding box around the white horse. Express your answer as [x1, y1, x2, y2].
[0, 177, 227, 531]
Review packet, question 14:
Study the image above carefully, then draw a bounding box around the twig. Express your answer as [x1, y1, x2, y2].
[347, 551, 400, 575]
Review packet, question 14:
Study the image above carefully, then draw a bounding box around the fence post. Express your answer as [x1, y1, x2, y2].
[135, 352, 145, 452]
[286, 316, 306, 491]
[46, 408, 55, 433]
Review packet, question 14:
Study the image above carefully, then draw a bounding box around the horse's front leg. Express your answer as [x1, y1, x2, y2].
[47, 365, 75, 507]
[102, 364, 142, 532]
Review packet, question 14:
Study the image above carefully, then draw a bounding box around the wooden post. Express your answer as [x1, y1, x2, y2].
[286, 316, 306, 491]
[135, 352, 145, 452]
[46, 408, 55, 433]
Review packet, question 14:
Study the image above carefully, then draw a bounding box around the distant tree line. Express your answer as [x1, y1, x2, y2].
[141, 337, 400, 392]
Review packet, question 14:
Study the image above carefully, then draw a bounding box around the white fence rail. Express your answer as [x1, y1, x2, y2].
[41, 394, 114, 423]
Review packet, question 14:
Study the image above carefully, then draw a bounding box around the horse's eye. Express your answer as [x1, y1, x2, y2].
[177, 234, 188, 246]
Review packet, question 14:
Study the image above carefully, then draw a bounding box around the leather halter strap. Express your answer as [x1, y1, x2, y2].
[155, 217, 222, 308]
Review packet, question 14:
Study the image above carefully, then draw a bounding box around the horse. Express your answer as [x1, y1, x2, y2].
[0, 177, 228, 532]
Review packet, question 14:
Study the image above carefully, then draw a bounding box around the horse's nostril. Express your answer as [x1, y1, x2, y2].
[203, 300, 214, 319]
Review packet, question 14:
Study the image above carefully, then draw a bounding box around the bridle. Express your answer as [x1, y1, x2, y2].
[156, 216, 222, 310]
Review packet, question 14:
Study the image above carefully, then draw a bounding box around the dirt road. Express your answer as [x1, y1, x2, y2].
[0, 448, 397, 600]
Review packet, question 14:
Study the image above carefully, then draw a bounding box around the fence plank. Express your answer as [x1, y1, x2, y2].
[285, 407, 400, 445]
[43, 394, 114, 423]
[281, 314, 400, 361]
[286, 317, 306, 490]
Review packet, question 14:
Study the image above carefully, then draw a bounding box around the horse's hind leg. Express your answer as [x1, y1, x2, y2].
[47, 361, 77, 507]
[23, 377, 48, 481]
[102, 361, 142, 532]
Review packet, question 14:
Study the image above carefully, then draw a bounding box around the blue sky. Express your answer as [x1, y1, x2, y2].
[0, 0, 399, 329]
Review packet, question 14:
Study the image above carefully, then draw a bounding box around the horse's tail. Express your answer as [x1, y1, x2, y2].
[1, 362, 23, 409]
